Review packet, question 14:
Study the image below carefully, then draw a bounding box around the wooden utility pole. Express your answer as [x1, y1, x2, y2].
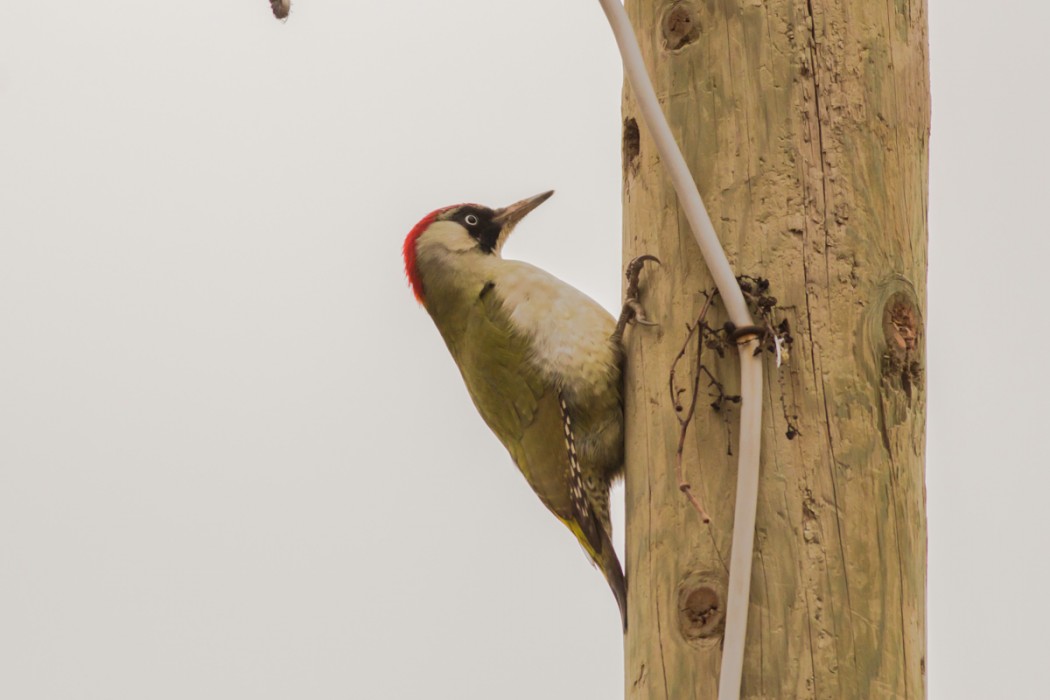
[621, 1, 928, 698]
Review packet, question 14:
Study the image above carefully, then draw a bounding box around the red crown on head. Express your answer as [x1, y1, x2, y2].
[402, 204, 478, 304]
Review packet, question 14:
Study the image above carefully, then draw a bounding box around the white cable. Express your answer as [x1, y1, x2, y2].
[595, 2, 763, 698]
[720, 352, 762, 700]
[596, 0, 749, 325]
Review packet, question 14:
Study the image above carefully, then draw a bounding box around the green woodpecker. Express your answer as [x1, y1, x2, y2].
[403, 190, 653, 630]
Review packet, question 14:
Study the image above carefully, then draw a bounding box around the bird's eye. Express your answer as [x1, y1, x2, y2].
[465, 214, 479, 226]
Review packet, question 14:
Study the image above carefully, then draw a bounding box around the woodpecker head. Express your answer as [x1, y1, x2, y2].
[402, 190, 553, 303]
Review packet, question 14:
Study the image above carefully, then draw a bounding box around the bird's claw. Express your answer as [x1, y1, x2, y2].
[625, 255, 661, 284]
[627, 300, 657, 326]
[613, 255, 660, 342]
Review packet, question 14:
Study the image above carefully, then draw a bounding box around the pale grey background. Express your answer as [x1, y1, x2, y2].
[1, 1, 1047, 698]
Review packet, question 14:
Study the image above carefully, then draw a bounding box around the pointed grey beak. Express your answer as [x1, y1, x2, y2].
[492, 190, 554, 228]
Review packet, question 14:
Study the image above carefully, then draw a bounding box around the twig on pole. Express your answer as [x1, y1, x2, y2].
[669, 290, 720, 524]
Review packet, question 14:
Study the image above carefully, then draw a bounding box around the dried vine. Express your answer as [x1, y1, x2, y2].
[668, 276, 796, 523]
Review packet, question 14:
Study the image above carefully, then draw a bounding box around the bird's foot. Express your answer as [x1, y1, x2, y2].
[612, 255, 660, 343]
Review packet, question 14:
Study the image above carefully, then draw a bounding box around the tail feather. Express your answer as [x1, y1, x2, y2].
[558, 515, 627, 631]
[599, 530, 628, 632]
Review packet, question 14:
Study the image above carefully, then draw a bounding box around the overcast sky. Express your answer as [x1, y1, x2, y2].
[1, 1, 1048, 698]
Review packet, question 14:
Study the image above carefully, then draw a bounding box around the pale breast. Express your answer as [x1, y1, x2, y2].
[493, 260, 619, 397]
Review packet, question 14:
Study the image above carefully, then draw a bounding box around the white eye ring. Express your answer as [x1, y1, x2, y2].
[465, 214, 479, 226]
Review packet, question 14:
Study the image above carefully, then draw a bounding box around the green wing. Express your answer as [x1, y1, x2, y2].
[449, 286, 579, 525]
[431, 281, 626, 628]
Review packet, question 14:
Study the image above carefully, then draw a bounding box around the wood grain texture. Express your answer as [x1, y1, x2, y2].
[620, 1, 928, 698]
